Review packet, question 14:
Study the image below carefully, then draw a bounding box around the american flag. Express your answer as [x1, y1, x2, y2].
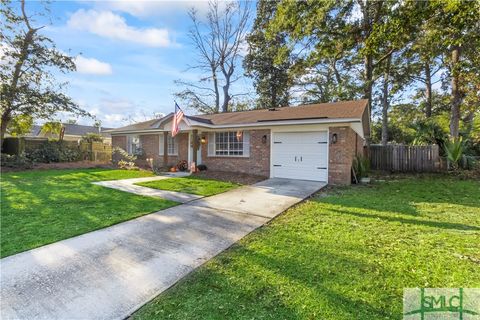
[171, 102, 184, 137]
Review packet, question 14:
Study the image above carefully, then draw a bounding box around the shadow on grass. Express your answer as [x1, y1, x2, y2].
[328, 208, 480, 231]
[135, 233, 397, 320]
[0, 168, 174, 258]
[315, 177, 480, 217]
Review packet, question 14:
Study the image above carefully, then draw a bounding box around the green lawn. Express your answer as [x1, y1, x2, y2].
[1, 168, 178, 258]
[133, 176, 480, 320]
[136, 176, 241, 196]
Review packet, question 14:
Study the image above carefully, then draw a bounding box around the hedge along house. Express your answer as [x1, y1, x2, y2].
[107, 99, 370, 185]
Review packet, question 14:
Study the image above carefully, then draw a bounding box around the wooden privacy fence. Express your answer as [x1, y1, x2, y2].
[80, 141, 112, 162]
[369, 144, 441, 172]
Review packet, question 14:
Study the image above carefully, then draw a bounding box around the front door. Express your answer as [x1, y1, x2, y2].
[188, 132, 202, 166]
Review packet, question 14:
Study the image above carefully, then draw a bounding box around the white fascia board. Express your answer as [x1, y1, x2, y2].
[350, 122, 365, 139]
[110, 129, 167, 135]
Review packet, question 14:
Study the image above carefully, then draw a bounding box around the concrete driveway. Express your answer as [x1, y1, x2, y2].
[0, 178, 325, 320]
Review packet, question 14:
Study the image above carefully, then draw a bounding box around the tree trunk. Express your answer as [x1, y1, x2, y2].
[271, 82, 277, 109]
[381, 56, 391, 146]
[221, 83, 230, 113]
[221, 66, 233, 113]
[424, 62, 432, 118]
[212, 71, 220, 113]
[0, 111, 12, 150]
[450, 46, 462, 138]
[364, 54, 373, 114]
[463, 109, 475, 136]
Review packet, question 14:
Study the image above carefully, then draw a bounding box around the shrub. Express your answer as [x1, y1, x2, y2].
[443, 138, 465, 170]
[197, 164, 207, 171]
[459, 155, 478, 170]
[133, 147, 146, 160]
[81, 133, 104, 143]
[176, 160, 188, 172]
[352, 154, 370, 180]
[1, 153, 33, 169]
[117, 160, 138, 170]
[112, 147, 138, 169]
[27, 141, 80, 163]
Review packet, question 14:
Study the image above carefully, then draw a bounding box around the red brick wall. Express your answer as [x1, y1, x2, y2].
[328, 126, 364, 185]
[200, 129, 270, 177]
[112, 135, 127, 150]
[139, 133, 189, 167]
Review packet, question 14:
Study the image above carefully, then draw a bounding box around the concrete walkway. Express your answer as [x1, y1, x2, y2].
[93, 175, 203, 203]
[0, 178, 325, 320]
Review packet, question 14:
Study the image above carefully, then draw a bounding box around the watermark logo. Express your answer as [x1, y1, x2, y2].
[403, 288, 480, 319]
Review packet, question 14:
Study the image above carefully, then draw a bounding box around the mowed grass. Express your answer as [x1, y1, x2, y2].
[133, 176, 480, 320]
[136, 176, 241, 196]
[1, 168, 178, 258]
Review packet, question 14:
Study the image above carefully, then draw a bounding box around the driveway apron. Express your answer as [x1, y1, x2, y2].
[0, 178, 325, 320]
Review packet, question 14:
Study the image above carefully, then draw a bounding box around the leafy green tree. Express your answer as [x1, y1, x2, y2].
[421, 0, 480, 138]
[6, 114, 33, 136]
[244, 0, 291, 109]
[40, 121, 62, 138]
[0, 0, 88, 146]
[266, 0, 413, 138]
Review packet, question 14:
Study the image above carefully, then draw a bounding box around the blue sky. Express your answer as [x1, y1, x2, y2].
[26, 0, 252, 128]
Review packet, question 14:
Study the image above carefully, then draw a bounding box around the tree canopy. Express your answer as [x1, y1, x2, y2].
[0, 0, 88, 145]
[242, 0, 479, 148]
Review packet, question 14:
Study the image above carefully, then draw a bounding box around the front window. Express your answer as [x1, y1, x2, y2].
[167, 134, 177, 155]
[128, 135, 140, 154]
[215, 131, 244, 156]
[159, 133, 178, 155]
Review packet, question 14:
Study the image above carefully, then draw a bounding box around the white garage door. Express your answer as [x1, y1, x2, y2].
[272, 131, 328, 182]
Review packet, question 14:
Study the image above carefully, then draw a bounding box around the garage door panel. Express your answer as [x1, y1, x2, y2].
[273, 144, 325, 155]
[273, 132, 327, 144]
[299, 154, 328, 167]
[272, 131, 328, 182]
[273, 167, 327, 182]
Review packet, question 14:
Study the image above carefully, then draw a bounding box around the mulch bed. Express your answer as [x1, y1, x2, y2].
[2, 161, 114, 172]
[192, 170, 267, 185]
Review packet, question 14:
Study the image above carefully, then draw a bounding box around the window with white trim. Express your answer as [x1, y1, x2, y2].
[159, 133, 178, 155]
[207, 131, 249, 157]
[127, 135, 140, 154]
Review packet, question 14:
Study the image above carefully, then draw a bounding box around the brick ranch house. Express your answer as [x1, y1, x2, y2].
[107, 99, 370, 185]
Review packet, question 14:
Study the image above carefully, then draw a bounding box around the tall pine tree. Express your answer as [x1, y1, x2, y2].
[244, 0, 291, 109]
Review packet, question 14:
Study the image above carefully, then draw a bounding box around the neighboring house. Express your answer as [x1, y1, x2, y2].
[26, 123, 112, 143]
[107, 99, 369, 185]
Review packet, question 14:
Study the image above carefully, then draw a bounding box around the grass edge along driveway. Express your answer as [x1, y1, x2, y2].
[1, 168, 178, 258]
[133, 176, 480, 320]
[136, 175, 241, 196]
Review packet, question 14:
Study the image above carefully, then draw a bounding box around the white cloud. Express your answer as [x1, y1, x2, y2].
[67, 9, 172, 47]
[96, 0, 210, 18]
[75, 56, 113, 75]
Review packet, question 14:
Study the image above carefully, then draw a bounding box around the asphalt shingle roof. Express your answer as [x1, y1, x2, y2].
[108, 99, 368, 133]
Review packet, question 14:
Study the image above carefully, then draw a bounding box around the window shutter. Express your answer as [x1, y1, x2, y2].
[207, 132, 215, 156]
[159, 133, 164, 155]
[243, 131, 250, 157]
